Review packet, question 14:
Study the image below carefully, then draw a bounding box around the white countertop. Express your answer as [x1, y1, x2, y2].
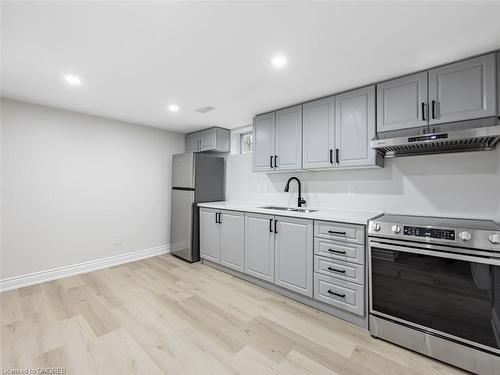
[197, 201, 382, 225]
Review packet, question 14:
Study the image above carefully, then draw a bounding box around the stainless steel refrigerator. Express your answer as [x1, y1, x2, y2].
[170, 152, 224, 262]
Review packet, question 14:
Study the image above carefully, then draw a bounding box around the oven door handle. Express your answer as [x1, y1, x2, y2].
[369, 240, 500, 266]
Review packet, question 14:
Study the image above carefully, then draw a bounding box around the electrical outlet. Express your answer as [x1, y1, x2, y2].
[348, 185, 356, 196]
[113, 236, 122, 246]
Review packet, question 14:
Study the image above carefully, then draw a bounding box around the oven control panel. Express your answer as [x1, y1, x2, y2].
[403, 226, 455, 240]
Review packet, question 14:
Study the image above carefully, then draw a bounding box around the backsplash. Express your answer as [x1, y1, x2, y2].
[226, 149, 500, 221]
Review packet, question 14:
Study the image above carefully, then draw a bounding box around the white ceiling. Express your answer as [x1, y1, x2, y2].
[2, 1, 500, 134]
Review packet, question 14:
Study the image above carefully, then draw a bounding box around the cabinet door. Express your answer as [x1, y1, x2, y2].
[275, 105, 302, 171]
[199, 208, 220, 263]
[219, 210, 245, 272]
[335, 85, 376, 167]
[303, 97, 335, 169]
[274, 217, 313, 297]
[186, 134, 198, 153]
[244, 213, 275, 282]
[252, 113, 275, 172]
[200, 128, 217, 151]
[377, 72, 428, 132]
[429, 53, 496, 125]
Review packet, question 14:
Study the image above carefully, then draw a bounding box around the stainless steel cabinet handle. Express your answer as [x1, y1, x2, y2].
[327, 267, 346, 273]
[328, 249, 346, 254]
[327, 290, 345, 298]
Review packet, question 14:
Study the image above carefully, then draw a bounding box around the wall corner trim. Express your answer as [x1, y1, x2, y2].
[0, 244, 171, 292]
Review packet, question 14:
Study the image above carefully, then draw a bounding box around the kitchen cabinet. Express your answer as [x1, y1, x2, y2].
[253, 106, 302, 172]
[219, 211, 245, 272]
[244, 212, 275, 282]
[274, 217, 313, 297]
[303, 97, 335, 169]
[200, 208, 244, 269]
[185, 127, 230, 153]
[376, 53, 497, 133]
[377, 72, 428, 132]
[252, 112, 275, 172]
[244, 213, 313, 296]
[429, 53, 497, 125]
[274, 105, 303, 170]
[335, 85, 377, 167]
[199, 208, 220, 263]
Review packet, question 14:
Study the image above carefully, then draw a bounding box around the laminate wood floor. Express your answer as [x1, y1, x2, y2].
[1, 254, 467, 375]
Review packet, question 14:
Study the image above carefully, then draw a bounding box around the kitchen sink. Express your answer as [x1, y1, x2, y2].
[259, 206, 318, 213]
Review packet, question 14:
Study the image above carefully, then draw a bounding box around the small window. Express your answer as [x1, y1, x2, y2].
[240, 132, 253, 153]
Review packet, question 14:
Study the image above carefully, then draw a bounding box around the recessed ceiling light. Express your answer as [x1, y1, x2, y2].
[271, 55, 287, 68]
[168, 104, 179, 112]
[63, 74, 82, 86]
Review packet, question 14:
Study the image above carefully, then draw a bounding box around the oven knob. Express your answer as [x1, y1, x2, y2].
[489, 233, 500, 244]
[458, 231, 472, 241]
[371, 223, 381, 232]
[391, 225, 401, 234]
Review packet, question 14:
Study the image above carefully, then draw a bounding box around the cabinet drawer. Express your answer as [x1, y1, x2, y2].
[314, 256, 365, 285]
[314, 274, 364, 316]
[314, 221, 365, 244]
[314, 238, 365, 265]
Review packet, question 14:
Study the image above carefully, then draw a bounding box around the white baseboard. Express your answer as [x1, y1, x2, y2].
[0, 244, 170, 293]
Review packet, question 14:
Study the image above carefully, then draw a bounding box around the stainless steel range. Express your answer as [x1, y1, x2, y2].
[368, 214, 500, 375]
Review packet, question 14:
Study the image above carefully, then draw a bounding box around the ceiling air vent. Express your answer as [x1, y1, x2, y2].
[195, 106, 215, 114]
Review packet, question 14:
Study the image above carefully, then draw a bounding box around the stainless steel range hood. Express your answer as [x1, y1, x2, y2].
[371, 117, 500, 158]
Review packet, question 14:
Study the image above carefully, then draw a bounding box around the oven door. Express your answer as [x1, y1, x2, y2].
[369, 238, 500, 354]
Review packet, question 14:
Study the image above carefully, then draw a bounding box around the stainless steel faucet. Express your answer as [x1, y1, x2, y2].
[284, 177, 306, 207]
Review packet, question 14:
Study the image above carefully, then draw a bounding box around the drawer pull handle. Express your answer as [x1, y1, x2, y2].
[328, 230, 346, 236]
[327, 267, 345, 273]
[328, 249, 346, 254]
[327, 290, 345, 298]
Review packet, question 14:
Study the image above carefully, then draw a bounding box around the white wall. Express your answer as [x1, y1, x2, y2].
[226, 150, 500, 221]
[1, 99, 185, 280]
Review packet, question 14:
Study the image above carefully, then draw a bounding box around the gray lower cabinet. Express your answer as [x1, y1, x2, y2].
[244, 212, 275, 282]
[274, 105, 303, 171]
[335, 85, 377, 167]
[302, 97, 335, 169]
[274, 216, 313, 297]
[219, 211, 245, 272]
[200, 208, 244, 269]
[314, 274, 364, 316]
[199, 208, 220, 263]
[253, 112, 276, 172]
[429, 53, 497, 125]
[377, 71, 429, 132]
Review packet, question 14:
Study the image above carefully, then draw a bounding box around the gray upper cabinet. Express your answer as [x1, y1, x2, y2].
[185, 127, 230, 153]
[274, 217, 313, 297]
[244, 212, 275, 282]
[303, 97, 335, 169]
[275, 105, 303, 171]
[377, 72, 429, 132]
[199, 208, 220, 263]
[252, 112, 275, 172]
[335, 85, 377, 167]
[185, 133, 199, 153]
[429, 53, 497, 125]
[219, 210, 245, 272]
